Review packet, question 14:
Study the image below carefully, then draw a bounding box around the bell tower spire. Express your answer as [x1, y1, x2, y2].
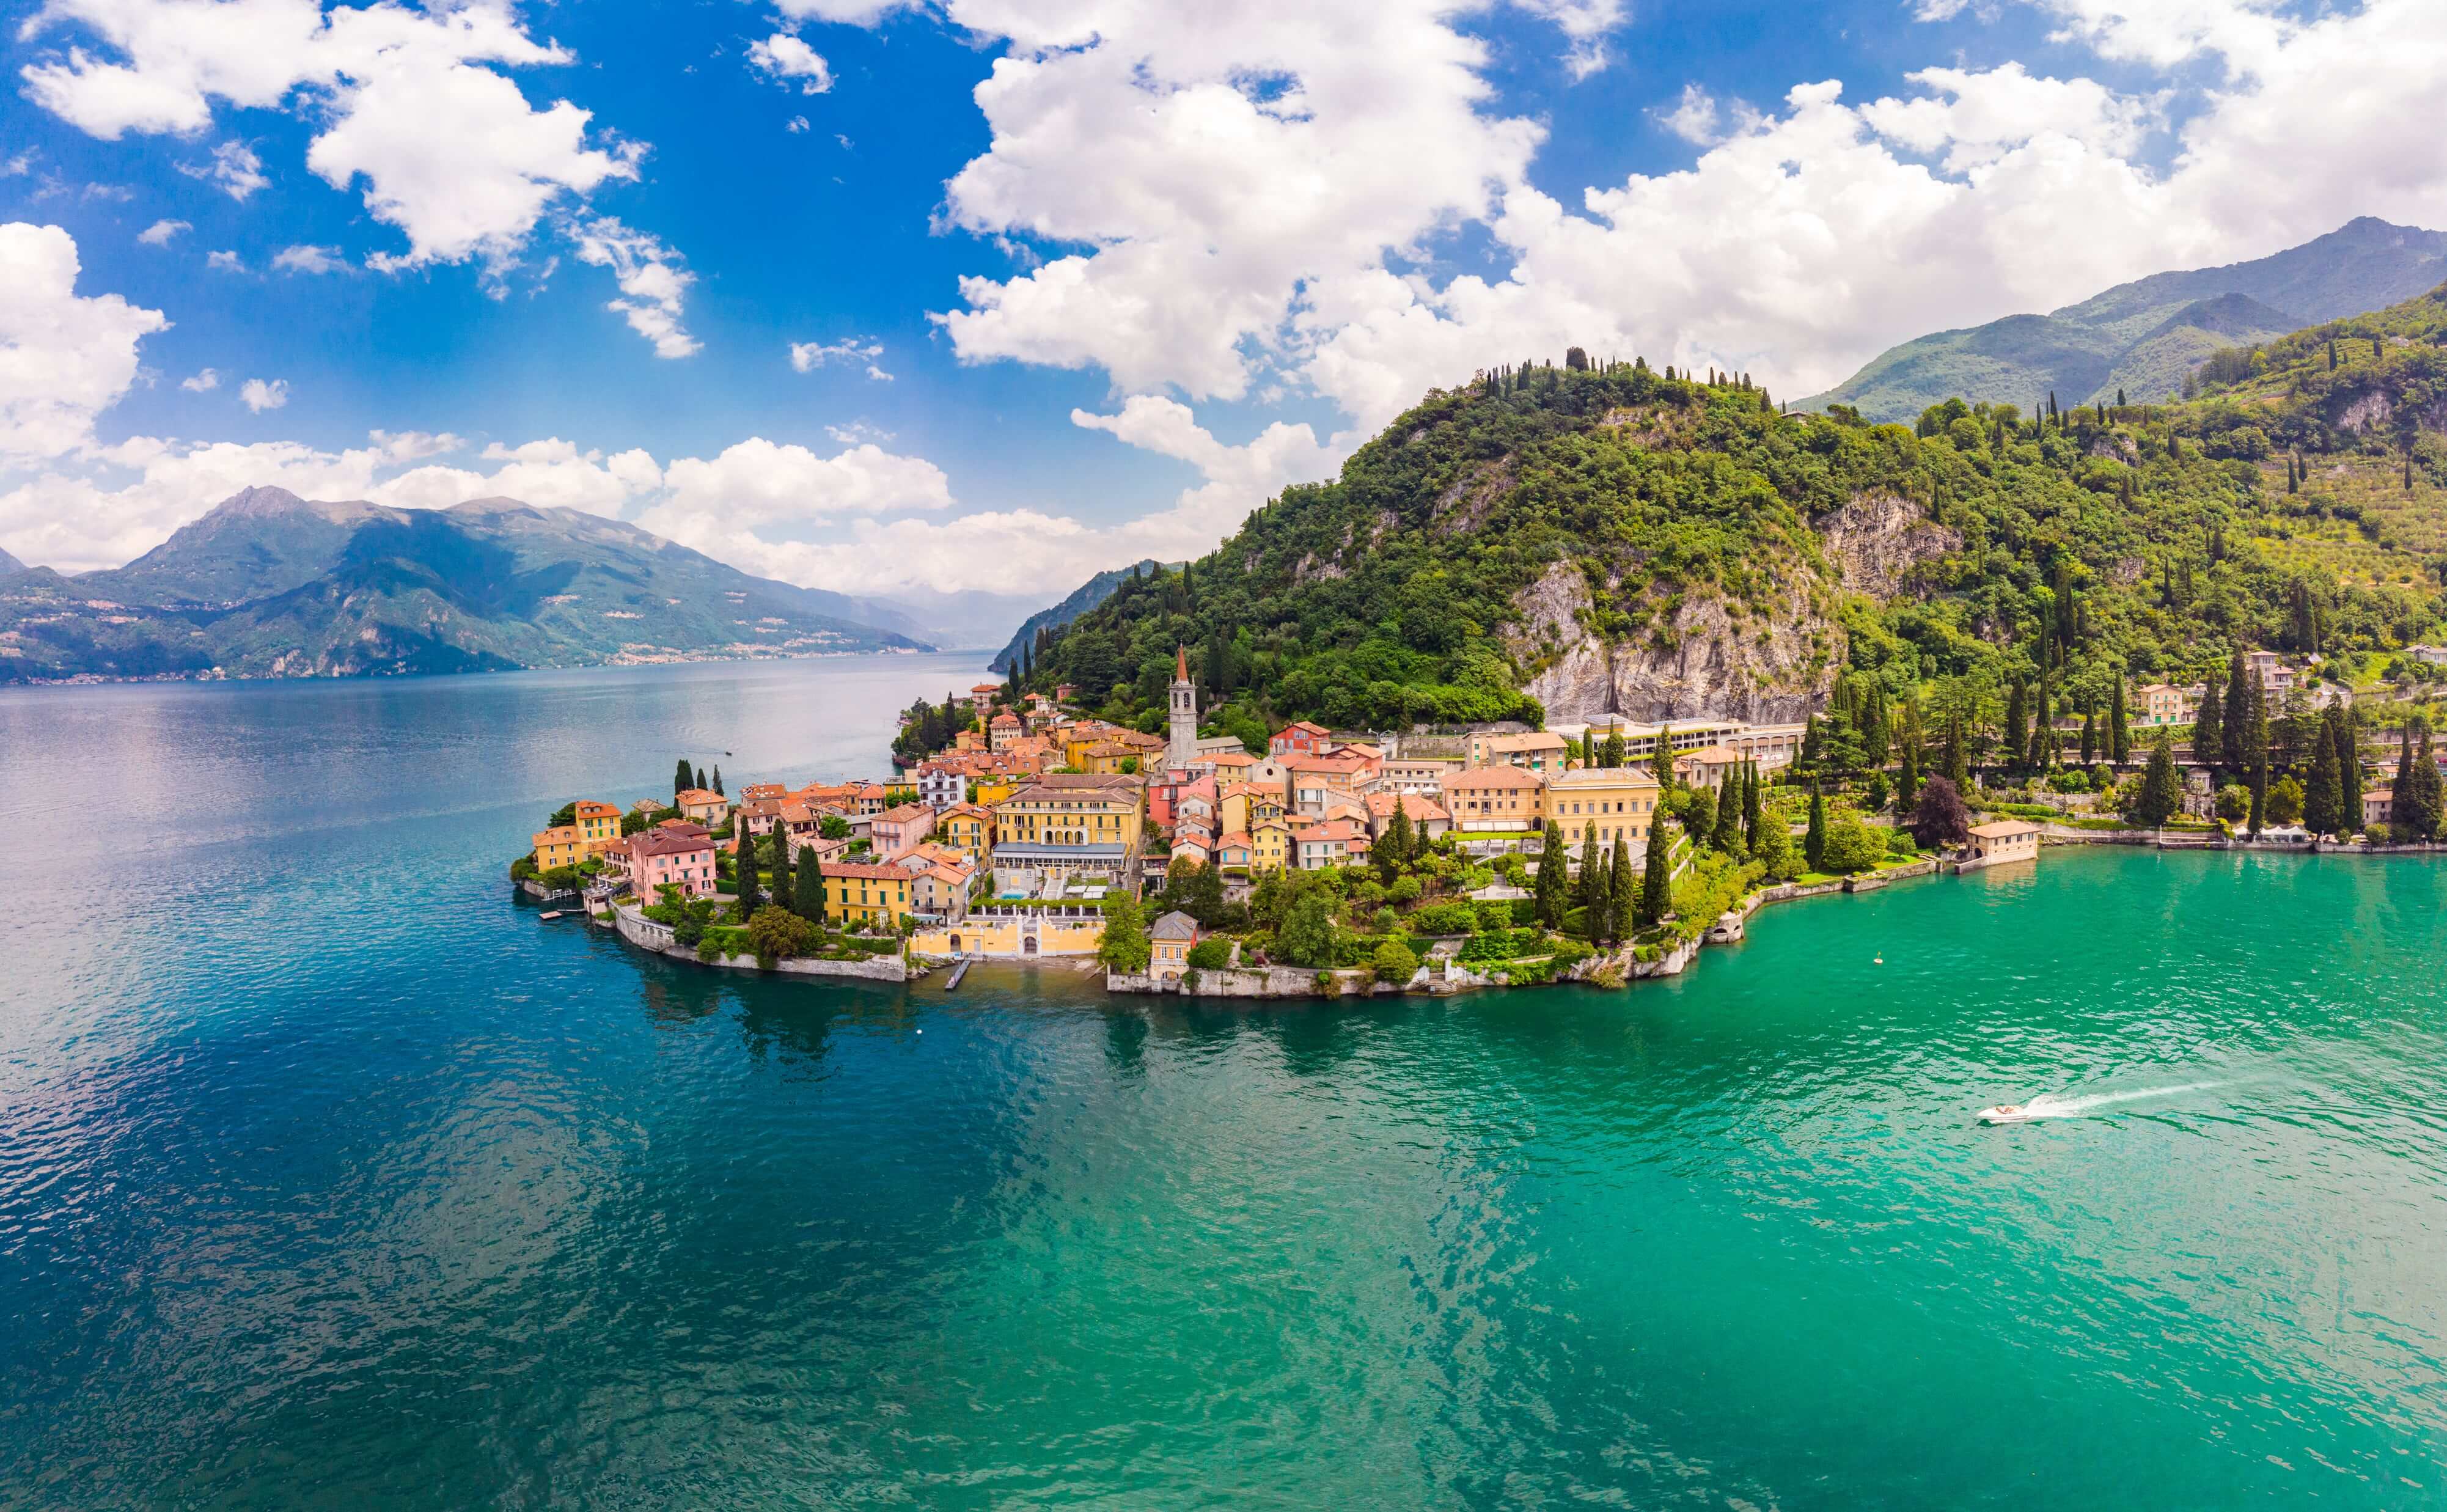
[1167, 643, 1198, 773]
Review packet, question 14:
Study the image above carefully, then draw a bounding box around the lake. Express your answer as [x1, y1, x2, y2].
[2, 655, 2444, 1510]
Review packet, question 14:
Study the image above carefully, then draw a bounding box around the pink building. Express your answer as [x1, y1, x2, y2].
[870, 802, 936, 860]
[629, 823, 718, 900]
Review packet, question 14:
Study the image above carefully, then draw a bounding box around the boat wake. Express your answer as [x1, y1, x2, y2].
[1981, 1081, 2223, 1123]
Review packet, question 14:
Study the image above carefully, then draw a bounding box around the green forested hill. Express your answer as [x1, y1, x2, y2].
[1021, 290, 2447, 747]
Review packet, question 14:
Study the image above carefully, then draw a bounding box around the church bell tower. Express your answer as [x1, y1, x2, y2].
[1167, 645, 1198, 773]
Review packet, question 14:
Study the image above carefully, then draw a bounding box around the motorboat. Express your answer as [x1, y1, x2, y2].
[1978, 1102, 2040, 1124]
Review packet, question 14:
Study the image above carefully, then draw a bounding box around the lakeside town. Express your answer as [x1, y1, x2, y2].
[516, 641, 2447, 994]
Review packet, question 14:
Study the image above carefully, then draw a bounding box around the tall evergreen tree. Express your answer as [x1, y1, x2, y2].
[1579, 829, 1608, 933]
[2243, 677, 2270, 784]
[2304, 722, 2344, 836]
[711, 764, 724, 796]
[2221, 651, 2252, 775]
[1710, 779, 1744, 854]
[1609, 835, 1636, 944]
[2192, 677, 2224, 780]
[768, 822, 793, 911]
[2338, 705, 2365, 829]
[2080, 708, 2097, 766]
[2109, 680, 2130, 765]
[1804, 785, 1828, 873]
[793, 840, 825, 919]
[674, 757, 694, 799]
[2397, 717, 2442, 842]
[1943, 710, 1969, 788]
[733, 831, 762, 920]
[1379, 802, 1413, 882]
[1742, 762, 1765, 852]
[1534, 821, 1568, 929]
[2247, 750, 2269, 837]
[1652, 726, 1676, 791]
[1896, 717, 1921, 809]
[2130, 736, 2182, 828]
[2003, 683, 2028, 773]
[1640, 814, 1671, 924]
[695, 765, 708, 793]
[1581, 730, 1594, 768]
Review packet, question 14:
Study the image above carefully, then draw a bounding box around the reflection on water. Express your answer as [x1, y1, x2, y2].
[2, 661, 2445, 1510]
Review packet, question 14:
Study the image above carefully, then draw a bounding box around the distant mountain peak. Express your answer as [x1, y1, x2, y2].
[214, 484, 311, 516]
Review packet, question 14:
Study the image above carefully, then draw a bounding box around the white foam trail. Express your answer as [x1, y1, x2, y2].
[2022, 1082, 2223, 1118]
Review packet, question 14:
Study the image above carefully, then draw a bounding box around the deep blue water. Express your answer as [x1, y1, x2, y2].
[3, 655, 2445, 1510]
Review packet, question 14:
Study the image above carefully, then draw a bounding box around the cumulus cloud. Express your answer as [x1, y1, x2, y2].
[0, 221, 169, 463]
[0, 435, 392, 570]
[747, 31, 832, 94]
[180, 367, 219, 391]
[1508, 0, 1629, 79]
[21, 0, 640, 271]
[135, 216, 187, 245]
[569, 216, 699, 358]
[238, 377, 288, 412]
[178, 141, 267, 199]
[787, 336, 889, 379]
[205, 249, 242, 271]
[271, 243, 348, 273]
[375, 437, 661, 514]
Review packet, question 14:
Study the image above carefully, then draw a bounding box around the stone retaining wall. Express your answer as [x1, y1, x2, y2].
[611, 904, 907, 982]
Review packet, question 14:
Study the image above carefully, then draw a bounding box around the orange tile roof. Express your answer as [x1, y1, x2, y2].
[821, 861, 913, 882]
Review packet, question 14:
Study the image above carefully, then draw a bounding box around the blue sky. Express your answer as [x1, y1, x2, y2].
[2, 0, 2441, 599]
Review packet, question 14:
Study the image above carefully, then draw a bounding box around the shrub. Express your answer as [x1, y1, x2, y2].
[746, 905, 817, 967]
[541, 865, 579, 889]
[1474, 900, 1514, 932]
[1373, 938, 1420, 985]
[1186, 937, 1231, 971]
[1411, 901, 1478, 935]
[1886, 828, 1919, 856]
[509, 856, 538, 882]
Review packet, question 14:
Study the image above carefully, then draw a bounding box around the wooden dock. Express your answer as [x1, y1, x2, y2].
[943, 958, 972, 991]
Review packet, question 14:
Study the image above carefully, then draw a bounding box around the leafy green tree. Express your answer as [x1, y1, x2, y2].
[1533, 821, 1567, 929]
[2267, 773, 2306, 826]
[2213, 784, 2250, 822]
[1098, 894, 1151, 972]
[1279, 890, 1338, 967]
[1608, 835, 1635, 944]
[2127, 737, 2182, 828]
[1753, 812, 1799, 882]
[1910, 775, 1970, 849]
[1600, 733, 1626, 769]
[820, 814, 851, 840]
[1640, 815, 1673, 922]
[1819, 817, 1884, 874]
[1803, 785, 1827, 873]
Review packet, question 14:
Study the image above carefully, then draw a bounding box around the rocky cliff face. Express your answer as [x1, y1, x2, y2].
[1506, 558, 1841, 724]
[1506, 489, 1955, 724]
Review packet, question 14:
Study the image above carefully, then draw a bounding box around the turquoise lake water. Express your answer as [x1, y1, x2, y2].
[3, 654, 2445, 1509]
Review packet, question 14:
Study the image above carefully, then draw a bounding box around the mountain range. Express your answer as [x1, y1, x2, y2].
[989, 559, 1173, 673]
[0, 487, 941, 681]
[1802, 216, 2447, 422]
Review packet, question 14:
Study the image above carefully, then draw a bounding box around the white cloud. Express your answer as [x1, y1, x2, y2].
[180, 367, 219, 391]
[364, 427, 461, 463]
[375, 437, 659, 515]
[0, 150, 31, 175]
[786, 114, 810, 133]
[768, 0, 919, 23]
[746, 31, 831, 94]
[136, 216, 188, 245]
[178, 140, 267, 199]
[787, 336, 889, 380]
[1654, 83, 1726, 145]
[21, 0, 639, 271]
[0, 436, 389, 570]
[1859, 62, 2157, 172]
[271, 243, 347, 273]
[205, 249, 241, 271]
[0, 221, 169, 463]
[238, 376, 288, 411]
[569, 216, 699, 358]
[1508, 0, 1628, 79]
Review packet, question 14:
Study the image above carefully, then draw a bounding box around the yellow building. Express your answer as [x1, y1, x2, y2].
[991, 775, 1144, 880]
[971, 776, 1020, 808]
[1249, 816, 1292, 875]
[1541, 766, 1663, 849]
[935, 802, 994, 864]
[818, 862, 914, 926]
[531, 824, 586, 870]
[571, 799, 623, 854]
[911, 910, 1106, 958]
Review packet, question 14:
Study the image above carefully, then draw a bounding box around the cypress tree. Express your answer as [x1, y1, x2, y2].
[794, 840, 825, 919]
[2222, 651, 2252, 776]
[2131, 736, 2181, 828]
[2004, 683, 2028, 773]
[1582, 730, 1594, 768]
[1535, 821, 1567, 929]
[711, 765, 724, 796]
[2247, 750, 2268, 837]
[1742, 762, 1765, 852]
[1640, 813, 1671, 924]
[2305, 723, 2344, 836]
[2109, 680, 2130, 765]
[769, 820, 793, 911]
[2080, 708, 2097, 766]
[2338, 705, 2364, 829]
[2192, 677, 2224, 780]
[1804, 785, 1827, 873]
[1609, 835, 1636, 944]
[1580, 829, 1608, 933]
[1653, 726, 1676, 791]
[2393, 725, 2416, 842]
[695, 765, 708, 793]
[1711, 778, 1744, 855]
[734, 831, 763, 919]
[2243, 677, 2270, 786]
[1943, 710, 1969, 788]
[674, 757, 694, 799]
[1381, 802, 1412, 881]
[2399, 718, 2442, 842]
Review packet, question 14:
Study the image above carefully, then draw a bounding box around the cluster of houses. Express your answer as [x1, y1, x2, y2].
[2130, 651, 2308, 728]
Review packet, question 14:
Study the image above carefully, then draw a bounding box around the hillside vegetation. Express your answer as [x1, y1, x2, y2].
[1021, 287, 2447, 747]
